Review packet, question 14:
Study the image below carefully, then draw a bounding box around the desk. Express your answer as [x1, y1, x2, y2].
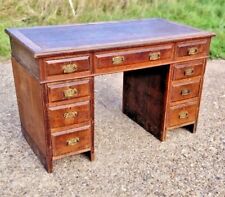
[6, 18, 215, 172]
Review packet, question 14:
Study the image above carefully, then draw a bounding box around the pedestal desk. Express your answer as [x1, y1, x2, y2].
[6, 18, 215, 172]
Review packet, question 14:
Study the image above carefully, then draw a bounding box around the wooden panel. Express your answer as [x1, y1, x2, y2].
[44, 55, 91, 80]
[52, 125, 91, 156]
[173, 59, 205, 80]
[95, 44, 173, 73]
[170, 78, 201, 102]
[175, 39, 210, 60]
[47, 78, 91, 103]
[168, 101, 198, 127]
[123, 65, 169, 140]
[10, 39, 40, 79]
[48, 100, 91, 129]
[11, 58, 47, 156]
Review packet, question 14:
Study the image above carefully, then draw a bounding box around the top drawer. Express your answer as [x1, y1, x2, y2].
[44, 55, 91, 80]
[175, 39, 209, 60]
[94, 44, 174, 73]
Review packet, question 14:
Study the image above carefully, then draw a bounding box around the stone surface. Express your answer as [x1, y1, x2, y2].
[0, 60, 224, 196]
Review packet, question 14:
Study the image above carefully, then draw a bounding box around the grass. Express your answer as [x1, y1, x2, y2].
[0, 0, 224, 59]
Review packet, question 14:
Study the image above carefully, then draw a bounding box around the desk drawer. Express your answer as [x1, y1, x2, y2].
[48, 101, 91, 129]
[175, 39, 209, 60]
[168, 102, 198, 127]
[95, 44, 174, 72]
[52, 125, 91, 156]
[171, 78, 201, 102]
[47, 78, 91, 103]
[173, 59, 205, 80]
[44, 55, 91, 78]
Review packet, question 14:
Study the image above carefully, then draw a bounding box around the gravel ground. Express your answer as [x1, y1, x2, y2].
[0, 60, 224, 197]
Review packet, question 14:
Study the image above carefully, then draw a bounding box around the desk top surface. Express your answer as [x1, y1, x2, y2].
[6, 18, 214, 57]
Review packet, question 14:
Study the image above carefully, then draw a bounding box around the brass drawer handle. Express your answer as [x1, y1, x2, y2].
[188, 47, 198, 55]
[63, 63, 78, 73]
[179, 111, 189, 119]
[112, 56, 125, 65]
[67, 137, 80, 146]
[64, 111, 78, 119]
[64, 88, 78, 98]
[181, 89, 191, 96]
[149, 52, 160, 60]
[184, 68, 194, 76]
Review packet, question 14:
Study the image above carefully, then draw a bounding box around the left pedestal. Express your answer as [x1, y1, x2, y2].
[12, 58, 94, 173]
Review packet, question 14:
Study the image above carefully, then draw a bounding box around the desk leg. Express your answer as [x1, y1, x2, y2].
[90, 77, 95, 161]
[123, 65, 169, 141]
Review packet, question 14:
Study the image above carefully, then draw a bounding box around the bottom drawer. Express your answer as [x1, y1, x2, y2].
[52, 125, 91, 156]
[168, 102, 198, 128]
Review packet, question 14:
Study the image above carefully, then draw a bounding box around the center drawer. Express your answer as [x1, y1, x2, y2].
[94, 44, 174, 73]
[48, 100, 91, 129]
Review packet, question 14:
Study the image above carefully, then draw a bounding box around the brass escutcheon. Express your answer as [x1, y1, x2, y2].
[64, 111, 78, 119]
[181, 89, 191, 96]
[188, 47, 198, 55]
[184, 68, 194, 76]
[112, 56, 125, 65]
[179, 111, 189, 119]
[149, 52, 160, 60]
[63, 63, 78, 73]
[67, 137, 80, 146]
[64, 88, 78, 98]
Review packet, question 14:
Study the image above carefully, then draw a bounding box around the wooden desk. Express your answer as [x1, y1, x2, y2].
[6, 18, 215, 172]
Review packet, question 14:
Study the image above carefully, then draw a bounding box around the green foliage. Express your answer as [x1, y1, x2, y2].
[0, 0, 224, 59]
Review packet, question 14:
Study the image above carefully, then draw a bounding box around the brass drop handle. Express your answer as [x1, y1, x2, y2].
[67, 137, 80, 146]
[188, 47, 198, 55]
[64, 111, 78, 119]
[112, 56, 125, 65]
[63, 63, 78, 73]
[179, 111, 189, 119]
[64, 88, 78, 98]
[181, 89, 191, 96]
[184, 68, 194, 76]
[149, 51, 160, 60]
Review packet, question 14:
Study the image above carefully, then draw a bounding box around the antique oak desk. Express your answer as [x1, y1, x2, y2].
[6, 19, 215, 172]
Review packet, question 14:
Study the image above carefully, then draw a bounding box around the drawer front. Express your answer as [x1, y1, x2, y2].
[48, 101, 91, 129]
[52, 125, 91, 156]
[171, 78, 201, 102]
[168, 102, 198, 127]
[44, 55, 91, 78]
[47, 78, 91, 103]
[175, 39, 209, 60]
[95, 44, 174, 72]
[173, 59, 205, 80]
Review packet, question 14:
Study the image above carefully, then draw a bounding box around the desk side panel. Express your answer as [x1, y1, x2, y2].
[10, 38, 40, 79]
[12, 58, 49, 167]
